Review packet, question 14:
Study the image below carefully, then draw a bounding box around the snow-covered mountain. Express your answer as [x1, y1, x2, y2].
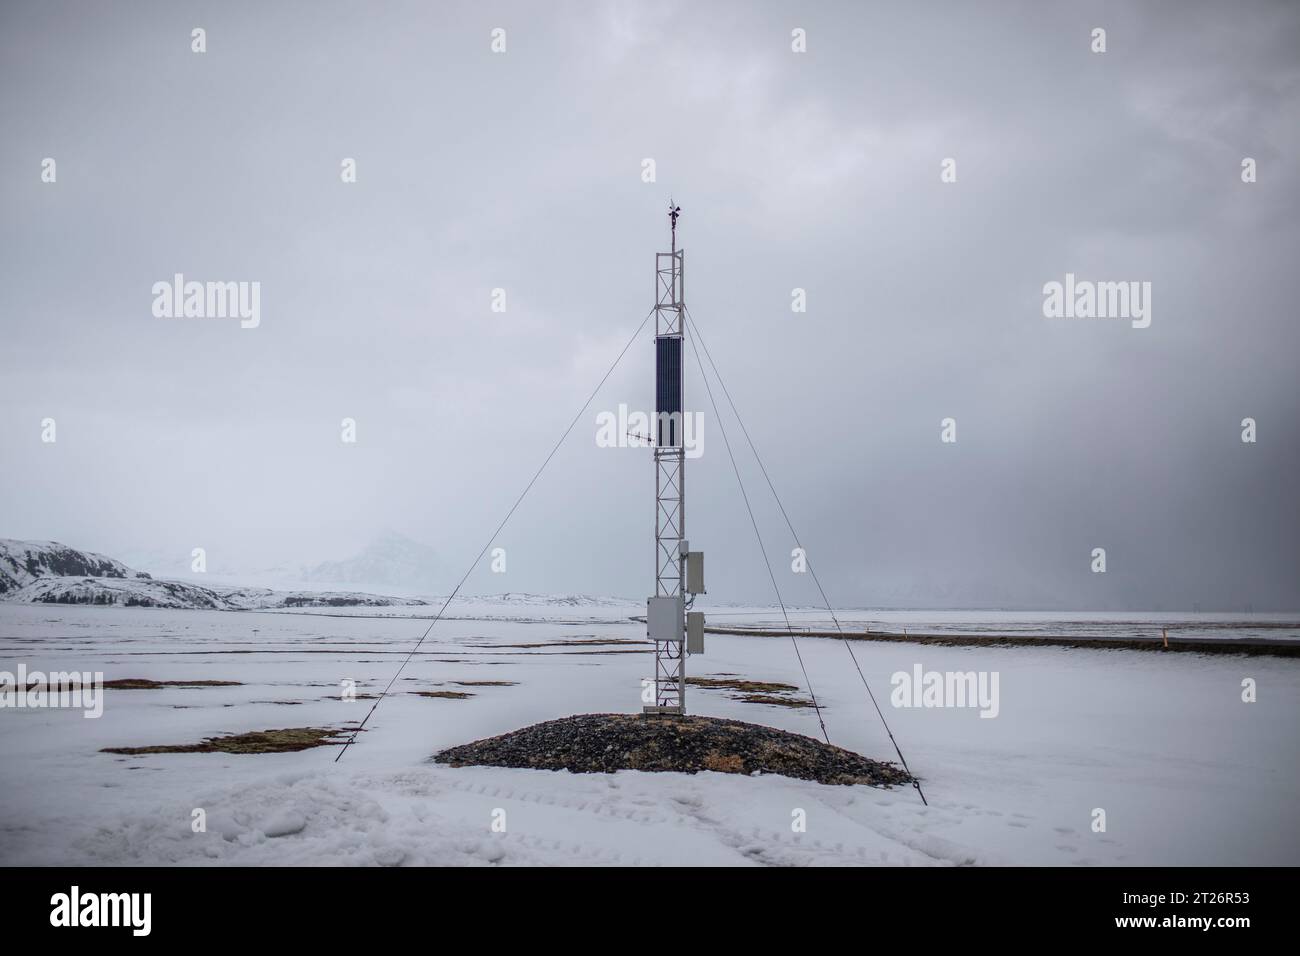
[13, 574, 229, 609]
[0, 539, 151, 595]
[0, 538, 641, 613]
[0, 538, 427, 610]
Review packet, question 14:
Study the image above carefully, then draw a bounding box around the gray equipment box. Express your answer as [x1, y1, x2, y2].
[647, 595, 683, 643]
[686, 611, 705, 654]
[685, 551, 705, 594]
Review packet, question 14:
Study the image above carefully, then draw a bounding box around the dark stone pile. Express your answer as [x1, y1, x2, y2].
[432, 713, 912, 788]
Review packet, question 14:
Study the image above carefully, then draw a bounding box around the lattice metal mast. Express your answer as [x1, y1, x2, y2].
[645, 202, 705, 715]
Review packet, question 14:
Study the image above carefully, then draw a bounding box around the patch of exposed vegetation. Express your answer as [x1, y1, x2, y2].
[493, 638, 644, 649]
[734, 693, 814, 708]
[702, 752, 745, 773]
[2, 677, 242, 692]
[102, 727, 345, 756]
[686, 677, 799, 694]
[452, 680, 518, 687]
[105, 678, 242, 689]
[705, 625, 1300, 658]
[411, 690, 474, 699]
[685, 675, 815, 708]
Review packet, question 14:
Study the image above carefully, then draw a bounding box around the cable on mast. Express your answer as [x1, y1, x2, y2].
[683, 318, 831, 745]
[684, 306, 928, 805]
[334, 304, 658, 762]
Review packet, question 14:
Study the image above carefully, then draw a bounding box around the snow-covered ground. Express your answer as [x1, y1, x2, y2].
[0, 601, 1297, 866]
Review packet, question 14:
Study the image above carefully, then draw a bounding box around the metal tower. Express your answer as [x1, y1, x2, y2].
[645, 203, 705, 715]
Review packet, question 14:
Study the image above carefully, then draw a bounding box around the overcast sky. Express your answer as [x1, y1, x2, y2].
[1, 0, 1297, 609]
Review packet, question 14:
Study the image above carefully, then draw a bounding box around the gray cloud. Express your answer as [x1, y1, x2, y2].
[1, 0, 1297, 609]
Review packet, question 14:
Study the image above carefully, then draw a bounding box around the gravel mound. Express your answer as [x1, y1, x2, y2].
[432, 713, 912, 788]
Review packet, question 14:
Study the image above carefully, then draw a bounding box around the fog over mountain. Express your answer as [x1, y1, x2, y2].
[1, 1, 1297, 609]
[301, 530, 452, 595]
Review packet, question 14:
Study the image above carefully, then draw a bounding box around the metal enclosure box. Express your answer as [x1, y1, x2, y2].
[686, 612, 705, 654]
[685, 551, 705, 594]
[647, 595, 683, 643]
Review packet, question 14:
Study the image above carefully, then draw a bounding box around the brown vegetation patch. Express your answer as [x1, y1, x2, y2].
[102, 727, 344, 756]
[685, 675, 815, 708]
[703, 752, 745, 773]
[3, 677, 242, 692]
[734, 693, 815, 708]
[686, 677, 799, 694]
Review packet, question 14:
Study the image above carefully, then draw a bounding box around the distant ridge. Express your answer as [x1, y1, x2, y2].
[0, 538, 426, 610]
[0, 539, 149, 595]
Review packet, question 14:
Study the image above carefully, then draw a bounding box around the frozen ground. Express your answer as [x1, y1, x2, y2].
[0, 601, 1297, 866]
